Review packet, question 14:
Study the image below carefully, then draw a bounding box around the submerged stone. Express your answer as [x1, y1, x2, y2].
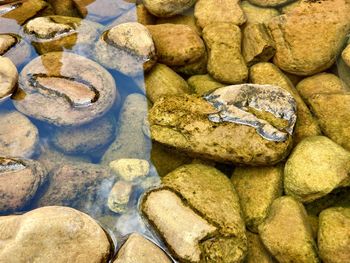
[108, 180, 133, 213]
[0, 56, 17, 100]
[0, 33, 31, 66]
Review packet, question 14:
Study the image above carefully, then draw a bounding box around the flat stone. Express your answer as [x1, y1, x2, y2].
[143, 0, 196, 18]
[258, 196, 319, 263]
[0, 56, 17, 100]
[284, 136, 350, 203]
[187, 74, 225, 95]
[108, 181, 133, 213]
[0, 206, 111, 262]
[203, 23, 248, 84]
[109, 158, 150, 181]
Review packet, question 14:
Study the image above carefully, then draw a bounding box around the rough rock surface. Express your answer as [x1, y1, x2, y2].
[0, 56, 17, 100]
[187, 74, 225, 95]
[143, 0, 196, 18]
[240, 1, 279, 25]
[247, 0, 293, 7]
[246, 231, 275, 263]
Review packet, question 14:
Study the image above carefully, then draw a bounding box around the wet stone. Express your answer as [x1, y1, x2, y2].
[143, 0, 196, 18]
[0, 34, 31, 66]
[95, 22, 156, 76]
[0, 56, 17, 100]
[187, 74, 225, 95]
[0, 206, 111, 263]
[0, 34, 15, 54]
[247, 0, 294, 7]
[0, 157, 46, 214]
[108, 180, 133, 213]
[46, 0, 79, 17]
[284, 136, 350, 203]
[109, 158, 150, 181]
[14, 52, 117, 126]
[0, 111, 38, 158]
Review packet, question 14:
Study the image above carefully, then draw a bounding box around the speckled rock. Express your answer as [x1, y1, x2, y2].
[171, 50, 208, 76]
[145, 63, 191, 103]
[46, 0, 79, 17]
[194, 0, 246, 29]
[0, 157, 46, 214]
[108, 180, 133, 213]
[318, 207, 350, 263]
[187, 74, 225, 95]
[258, 196, 319, 263]
[0, 34, 31, 66]
[0, 206, 111, 263]
[247, 0, 293, 7]
[246, 231, 275, 263]
[0, 56, 17, 100]
[231, 165, 283, 232]
[143, 0, 196, 18]
[240, 1, 279, 25]
[285, 136, 350, 203]
[0, 111, 38, 158]
[268, 0, 350, 75]
[250, 62, 321, 144]
[109, 158, 150, 181]
[147, 24, 206, 66]
[113, 233, 171, 263]
[142, 164, 247, 262]
[341, 43, 350, 67]
[203, 23, 248, 84]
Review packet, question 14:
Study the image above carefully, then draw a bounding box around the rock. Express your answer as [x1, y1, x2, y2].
[0, 111, 38, 158]
[187, 74, 225, 95]
[247, 0, 293, 7]
[242, 23, 275, 66]
[136, 4, 156, 25]
[147, 24, 206, 66]
[113, 233, 171, 263]
[46, 0, 79, 17]
[318, 207, 350, 263]
[0, 56, 17, 100]
[14, 52, 118, 126]
[38, 162, 112, 209]
[102, 93, 151, 164]
[341, 43, 350, 67]
[171, 50, 208, 76]
[296, 73, 348, 105]
[108, 4, 156, 27]
[203, 23, 248, 84]
[109, 158, 150, 181]
[250, 62, 321, 144]
[52, 116, 115, 154]
[231, 165, 283, 233]
[240, 1, 279, 25]
[0, 206, 111, 262]
[308, 93, 350, 151]
[284, 136, 350, 203]
[0, 33, 32, 66]
[0, 157, 46, 214]
[280, 0, 300, 14]
[246, 231, 275, 263]
[108, 181, 133, 213]
[258, 196, 319, 263]
[142, 164, 247, 262]
[268, 0, 350, 75]
[145, 63, 191, 103]
[143, 0, 196, 18]
[149, 85, 294, 166]
[95, 22, 156, 75]
[194, 0, 246, 29]
[23, 16, 102, 55]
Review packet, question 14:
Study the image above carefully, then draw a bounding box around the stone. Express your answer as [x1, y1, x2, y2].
[341, 43, 350, 67]
[0, 206, 111, 262]
[46, 0, 79, 17]
[318, 207, 350, 263]
[194, 0, 246, 29]
[0, 111, 38, 158]
[250, 62, 321, 144]
[285, 136, 350, 203]
[52, 116, 115, 154]
[308, 93, 350, 151]
[280, 0, 300, 14]
[0, 33, 31, 66]
[242, 23, 275, 66]
[145, 63, 191, 103]
[187, 74, 225, 95]
[268, 0, 350, 75]
[0, 56, 17, 100]
[102, 93, 151, 164]
[246, 231, 275, 263]
[23, 16, 102, 55]
[113, 233, 171, 263]
[107, 181, 133, 213]
[107, 4, 156, 27]
[247, 0, 293, 7]
[142, 164, 247, 262]
[258, 196, 319, 263]
[171, 51, 208, 76]
[143, 0, 196, 18]
[147, 24, 206, 66]
[136, 4, 156, 25]
[95, 22, 156, 75]
[109, 158, 150, 181]
[231, 165, 283, 233]
[203, 23, 248, 84]
[0, 157, 46, 214]
[14, 52, 118, 126]
[149, 89, 293, 165]
[240, 1, 279, 25]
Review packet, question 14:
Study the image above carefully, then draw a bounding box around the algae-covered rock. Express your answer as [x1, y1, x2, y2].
[284, 136, 350, 203]
[318, 207, 350, 263]
[250, 62, 321, 144]
[246, 231, 275, 263]
[231, 165, 283, 232]
[187, 74, 225, 95]
[143, 0, 196, 18]
[145, 63, 191, 103]
[240, 1, 279, 25]
[203, 23, 248, 84]
[258, 196, 320, 263]
[142, 164, 247, 262]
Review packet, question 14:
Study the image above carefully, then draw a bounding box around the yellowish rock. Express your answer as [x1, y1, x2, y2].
[187, 74, 225, 95]
[108, 181, 133, 213]
[248, 0, 293, 7]
[246, 231, 275, 263]
[143, 0, 196, 18]
[109, 158, 150, 181]
[0, 56, 17, 100]
[240, 1, 279, 25]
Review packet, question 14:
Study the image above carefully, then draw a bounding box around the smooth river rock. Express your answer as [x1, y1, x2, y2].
[143, 0, 196, 18]
[0, 56, 17, 100]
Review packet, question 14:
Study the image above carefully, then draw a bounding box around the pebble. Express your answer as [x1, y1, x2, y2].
[0, 56, 17, 100]
[109, 158, 150, 181]
[108, 180, 133, 213]
[143, 0, 196, 18]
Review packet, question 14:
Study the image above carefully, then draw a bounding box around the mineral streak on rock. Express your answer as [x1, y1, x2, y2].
[203, 84, 297, 142]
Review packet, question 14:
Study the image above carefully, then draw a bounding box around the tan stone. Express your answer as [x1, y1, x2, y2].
[0, 34, 32, 66]
[240, 1, 279, 25]
[246, 231, 275, 263]
[341, 43, 350, 67]
[143, 0, 196, 17]
[108, 181, 133, 213]
[0, 56, 17, 100]
[0, 206, 111, 263]
[248, 0, 293, 7]
[109, 158, 150, 181]
[203, 23, 248, 84]
[187, 74, 225, 95]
